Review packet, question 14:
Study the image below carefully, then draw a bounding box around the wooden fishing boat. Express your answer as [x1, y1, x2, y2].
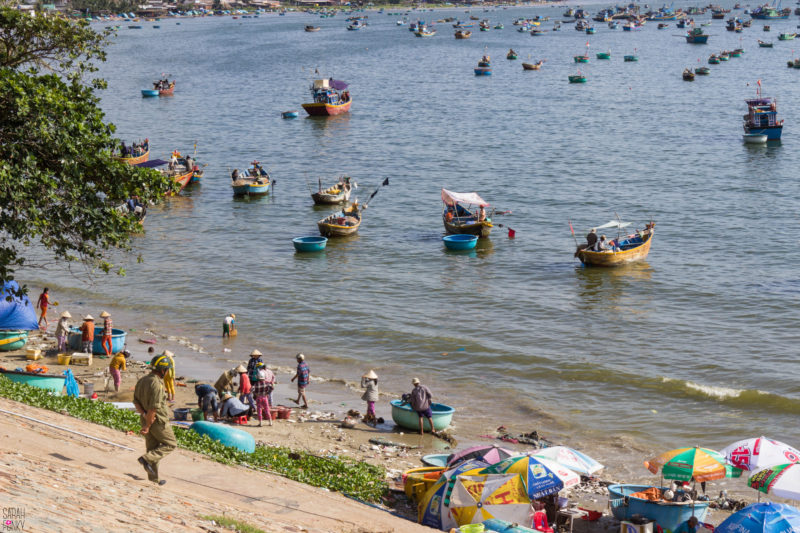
[441, 188, 492, 238]
[708, 54, 721, 64]
[454, 30, 471, 38]
[159, 82, 175, 96]
[658, 22, 669, 29]
[415, 23, 436, 37]
[596, 51, 611, 59]
[624, 54, 639, 62]
[758, 40, 773, 47]
[506, 49, 518, 60]
[575, 221, 655, 266]
[522, 60, 544, 70]
[695, 66, 711, 75]
[763, 25, 770, 31]
[231, 162, 271, 196]
[730, 48, 743, 57]
[778, 32, 796, 40]
[685, 27, 709, 43]
[305, 25, 321, 31]
[530, 29, 546, 36]
[318, 203, 361, 237]
[574, 54, 589, 63]
[743, 86, 783, 140]
[141, 88, 159, 97]
[311, 176, 354, 205]
[474, 55, 492, 75]
[586, 26, 596, 34]
[568, 73, 588, 83]
[719, 52, 730, 61]
[114, 145, 150, 165]
[682, 68, 696, 81]
[135, 154, 195, 195]
[302, 78, 351, 117]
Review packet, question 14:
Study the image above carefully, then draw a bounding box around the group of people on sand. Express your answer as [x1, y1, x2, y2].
[192, 350, 309, 427]
[118, 139, 149, 158]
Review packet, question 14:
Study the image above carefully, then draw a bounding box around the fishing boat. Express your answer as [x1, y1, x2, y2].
[596, 51, 611, 59]
[301, 78, 351, 116]
[141, 88, 159, 97]
[311, 175, 354, 205]
[415, 22, 436, 37]
[474, 55, 492, 76]
[608, 21, 619, 29]
[750, 5, 791, 19]
[305, 25, 321, 31]
[695, 66, 711, 75]
[318, 202, 361, 237]
[231, 161, 271, 196]
[743, 84, 783, 140]
[758, 40, 773, 47]
[708, 54, 721, 63]
[530, 29, 547, 36]
[788, 58, 800, 68]
[441, 188, 492, 238]
[506, 49, 518, 60]
[575, 220, 655, 266]
[682, 68, 696, 80]
[522, 60, 544, 70]
[574, 53, 589, 63]
[623, 21, 642, 31]
[282, 110, 299, 119]
[624, 54, 639, 62]
[494, 23, 503, 29]
[658, 23, 668, 29]
[569, 72, 588, 83]
[685, 27, 709, 43]
[719, 51, 730, 61]
[778, 32, 796, 40]
[347, 20, 366, 30]
[608, 484, 710, 531]
[0, 331, 28, 352]
[731, 48, 743, 57]
[763, 25, 770, 31]
[454, 30, 471, 39]
[68, 326, 127, 354]
[114, 140, 150, 165]
[586, 26, 596, 34]
[0, 370, 65, 395]
[135, 154, 195, 195]
[158, 82, 175, 96]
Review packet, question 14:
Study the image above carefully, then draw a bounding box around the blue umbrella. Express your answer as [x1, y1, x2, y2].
[716, 502, 800, 533]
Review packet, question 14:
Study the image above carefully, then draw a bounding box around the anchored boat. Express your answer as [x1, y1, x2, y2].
[318, 202, 361, 237]
[743, 84, 783, 140]
[114, 139, 150, 165]
[575, 220, 655, 266]
[442, 188, 492, 238]
[302, 78, 351, 117]
[231, 161, 271, 196]
[685, 27, 709, 43]
[311, 175, 354, 205]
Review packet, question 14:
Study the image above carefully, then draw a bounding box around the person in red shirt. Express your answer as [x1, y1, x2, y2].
[80, 315, 95, 354]
[237, 365, 255, 413]
[36, 288, 50, 330]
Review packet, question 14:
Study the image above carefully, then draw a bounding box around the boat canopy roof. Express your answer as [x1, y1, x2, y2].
[441, 188, 489, 207]
[595, 220, 632, 229]
[134, 159, 169, 168]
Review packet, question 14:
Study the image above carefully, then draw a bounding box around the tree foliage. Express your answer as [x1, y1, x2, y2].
[0, 9, 174, 290]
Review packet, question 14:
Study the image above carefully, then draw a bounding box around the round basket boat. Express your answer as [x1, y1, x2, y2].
[67, 327, 127, 354]
[0, 330, 29, 352]
[293, 236, 328, 252]
[190, 421, 255, 453]
[390, 399, 455, 431]
[282, 110, 299, 119]
[443, 234, 478, 251]
[141, 89, 159, 97]
[608, 484, 710, 531]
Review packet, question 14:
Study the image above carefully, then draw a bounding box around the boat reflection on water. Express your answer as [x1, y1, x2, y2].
[573, 261, 654, 312]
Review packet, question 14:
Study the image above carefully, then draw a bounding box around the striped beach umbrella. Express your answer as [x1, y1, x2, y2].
[479, 455, 580, 499]
[644, 447, 742, 482]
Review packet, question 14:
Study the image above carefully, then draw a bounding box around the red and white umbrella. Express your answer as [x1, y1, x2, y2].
[722, 436, 800, 471]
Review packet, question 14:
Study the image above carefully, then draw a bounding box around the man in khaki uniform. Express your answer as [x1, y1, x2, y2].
[134, 354, 177, 485]
[214, 368, 237, 397]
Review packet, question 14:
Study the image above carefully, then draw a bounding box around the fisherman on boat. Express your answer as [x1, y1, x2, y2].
[586, 228, 598, 249]
[231, 169, 239, 182]
[595, 235, 610, 252]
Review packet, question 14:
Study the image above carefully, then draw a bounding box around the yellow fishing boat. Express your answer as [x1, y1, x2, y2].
[575, 220, 655, 266]
[114, 148, 150, 165]
[318, 202, 361, 237]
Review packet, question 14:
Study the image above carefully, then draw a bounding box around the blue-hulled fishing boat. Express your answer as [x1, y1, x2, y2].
[743, 85, 783, 140]
[686, 27, 709, 43]
[231, 161, 271, 196]
[390, 399, 455, 431]
[0, 370, 66, 395]
[474, 54, 492, 75]
[750, 5, 791, 19]
[608, 484, 710, 531]
[141, 89, 159, 97]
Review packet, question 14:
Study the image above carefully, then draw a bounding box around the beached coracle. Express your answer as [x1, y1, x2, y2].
[390, 399, 454, 431]
[190, 420, 255, 453]
[0, 370, 65, 395]
[442, 189, 492, 238]
[68, 327, 128, 354]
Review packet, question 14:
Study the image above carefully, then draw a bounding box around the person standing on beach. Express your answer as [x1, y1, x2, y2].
[109, 349, 127, 392]
[133, 354, 176, 485]
[54, 311, 72, 353]
[162, 350, 176, 403]
[237, 364, 255, 413]
[246, 349, 263, 384]
[252, 369, 273, 427]
[214, 368, 237, 397]
[361, 370, 379, 426]
[80, 315, 95, 354]
[409, 378, 435, 435]
[291, 354, 309, 409]
[99, 311, 113, 355]
[36, 288, 49, 330]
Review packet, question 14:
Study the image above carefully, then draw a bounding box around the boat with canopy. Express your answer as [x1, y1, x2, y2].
[574, 219, 655, 266]
[441, 188, 492, 238]
[302, 78, 351, 116]
[135, 152, 197, 195]
[311, 175, 354, 205]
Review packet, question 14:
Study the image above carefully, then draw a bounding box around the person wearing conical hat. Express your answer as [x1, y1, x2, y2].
[80, 315, 95, 354]
[99, 311, 113, 356]
[361, 370, 379, 427]
[161, 350, 176, 402]
[109, 344, 129, 393]
[222, 313, 236, 339]
[237, 362, 255, 413]
[54, 311, 72, 353]
[246, 349, 263, 384]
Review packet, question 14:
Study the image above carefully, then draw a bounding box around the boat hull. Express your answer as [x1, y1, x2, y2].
[444, 217, 493, 238]
[576, 231, 653, 266]
[318, 207, 361, 237]
[685, 35, 709, 43]
[522, 62, 543, 70]
[608, 484, 710, 531]
[171, 168, 194, 194]
[68, 327, 127, 354]
[190, 421, 255, 453]
[0, 370, 65, 395]
[390, 399, 454, 431]
[302, 100, 351, 116]
[114, 149, 150, 166]
[474, 68, 492, 75]
[0, 330, 29, 352]
[141, 89, 159, 97]
[744, 125, 782, 140]
[159, 87, 174, 96]
[311, 189, 350, 204]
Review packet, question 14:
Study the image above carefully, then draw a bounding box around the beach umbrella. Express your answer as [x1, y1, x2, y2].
[447, 445, 518, 467]
[479, 455, 580, 499]
[448, 474, 532, 527]
[532, 446, 604, 476]
[748, 463, 800, 501]
[644, 447, 743, 482]
[716, 501, 800, 533]
[721, 436, 800, 471]
[418, 458, 489, 529]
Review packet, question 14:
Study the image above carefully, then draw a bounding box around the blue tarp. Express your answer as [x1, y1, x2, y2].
[0, 281, 39, 331]
[134, 159, 168, 168]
